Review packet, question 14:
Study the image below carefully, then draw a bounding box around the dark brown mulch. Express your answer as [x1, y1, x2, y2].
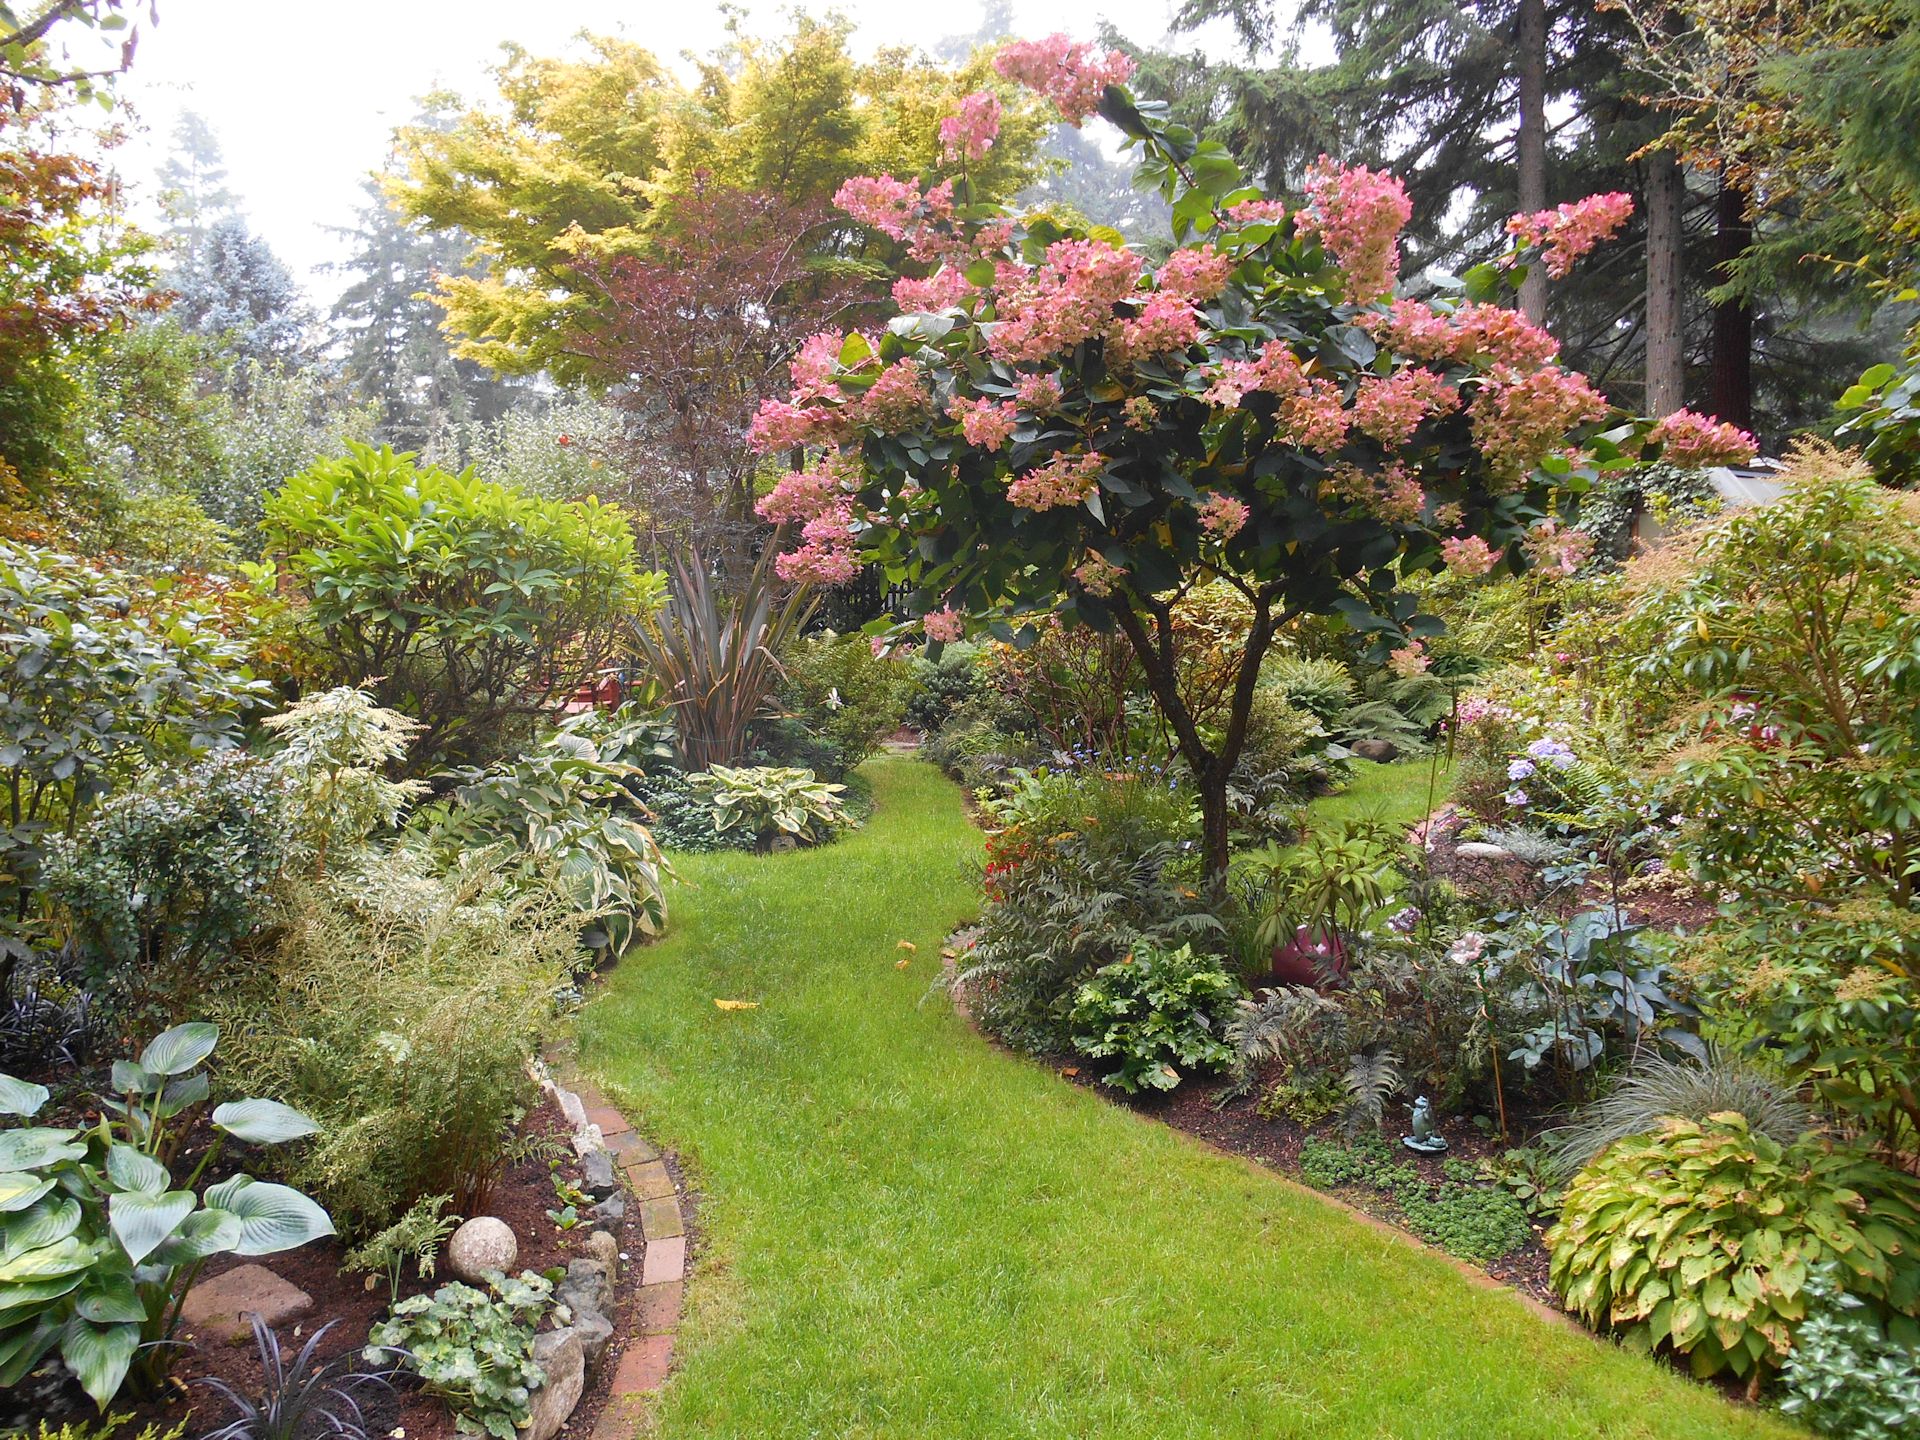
[12, 1093, 644, 1440]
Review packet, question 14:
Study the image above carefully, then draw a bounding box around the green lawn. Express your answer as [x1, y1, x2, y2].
[1308, 752, 1455, 831]
[577, 757, 1796, 1440]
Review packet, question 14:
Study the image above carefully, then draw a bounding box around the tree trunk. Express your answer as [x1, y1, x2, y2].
[1710, 177, 1754, 433]
[1643, 149, 1686, 416]
[1516, 0, 1549, 323]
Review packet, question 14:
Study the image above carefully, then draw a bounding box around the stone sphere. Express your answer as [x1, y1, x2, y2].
[446, 1216, 518, 1283]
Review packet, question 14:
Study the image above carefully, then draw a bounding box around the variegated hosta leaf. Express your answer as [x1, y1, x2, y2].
[0, 1174, 54, 1214]
[137, 1021, 219, 1078]
[0, 1270, 84, 1314]
[0, 1072, 48, 1118]
[105, 1143, 169, 1196]
[212, 1099, 322, 1145]
[59, 1315, 140, 1409]
[0, 1128, 85, 1173]
[0, 1233, 95, 1282]
[0, 1195, 80, 1259]
[203, 1174, 334, 1255]
[107, 1190, 196, 1265]
[150, 1207, 243, 1265]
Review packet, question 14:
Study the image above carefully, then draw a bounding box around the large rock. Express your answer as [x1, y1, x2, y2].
[584, 1228, 620, 1282]
[1455, 841, 1514, 862]
[590, 1191, 627, 1228]
[556, 1257, 613, 1324]
[580, 1148, 617, 1198]
[446, 1217, 518, 1284]
[519, 1327, 585, 1440]
[180, 1264, 312, 1341]
[572, 1307, 615, 1372]
[1351, 738, 1401, 762]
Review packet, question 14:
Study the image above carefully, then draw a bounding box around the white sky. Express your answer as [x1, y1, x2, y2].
[107, 0, 1248, 305]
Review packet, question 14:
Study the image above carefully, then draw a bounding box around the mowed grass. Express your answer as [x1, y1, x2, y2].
[1308, 752, 1455, 831]
[578, 757, 1797, 1440]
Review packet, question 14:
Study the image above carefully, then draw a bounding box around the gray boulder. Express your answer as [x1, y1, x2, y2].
[519, 1328, 585, 1440]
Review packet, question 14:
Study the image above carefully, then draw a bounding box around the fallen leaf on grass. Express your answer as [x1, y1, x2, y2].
[1060, 1066, 1080, 1077]
[714, 999, 760, 1011]
[895, 957, 911, 969]
[896, 939, 917, 952]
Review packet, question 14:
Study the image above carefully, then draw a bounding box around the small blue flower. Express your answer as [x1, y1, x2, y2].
[1504, 787, 1530, 807]
[1507, 757, 1537, 781]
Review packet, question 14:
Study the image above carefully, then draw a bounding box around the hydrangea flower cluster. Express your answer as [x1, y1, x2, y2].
[1014, 372, 1064, 411]
[857, 360, 932, 432]
[922, 605, 965, 642]
[1294, 157, 1413, 304]
[1226, 198, 1287, 224]
[1359, 299, 1561, 368]
[1506, 192, 1634, 278]
[947, 395, 1020, 450]
[1468, 365, 1608, 484]
[892, 268, 976, 312]
[1327, 462, 1424, 524]
[991, 33, 1135, 125]
[1107, 291, 1201, 367]
[1073, 553, 1125, 597]
[939, 90, 1001, 164]
[1523, 516, 1594, 575]
[1441, 534, 1499, 577]
[1352, 368, 1460, 446]
[1156, 244, 1234, 302]
[991, 237, 1145, 362]
[832, 174, 947, 241]
[1388, 640, 1430, 677]
[777, 507, 862, 586]
[1196, 492, 1250, 539]
[757, 455, 852, 525]
[1007, 451, 1105, 511]
[1648, 408, 1759, 468]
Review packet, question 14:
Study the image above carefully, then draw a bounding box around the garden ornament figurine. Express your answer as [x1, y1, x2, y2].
[1403, 1096, 1449, 1154]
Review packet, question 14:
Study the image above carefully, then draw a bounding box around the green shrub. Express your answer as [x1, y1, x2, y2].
[905, 641, 980, 733]
[687, 764, 849, 848]
[366, 1270, 553, 1439]
[1780, 1263, 1920, 1439]
[1067, 943, 1242, 1093]
[1240, 689, 1330, 787]
[1547, 1115, 1920, 1378]
[0, 542, 269, 992]
[1256, 1063, 1345, 1127]
[264, 442, 658, 769]
[630, 770, 750, 855]
[214, 859, 575, 1240]
[419, 726, 668, 958]
[777, 631, 916, 778]
[1398, 1179, 1533, 1264]
[0, 1024, 331, 1407]
[44, 752, 290, 1018]
[1266, 655, 1356, 727]
[1298, 1134, 1419, 1193]
[262, 686, 428, 874]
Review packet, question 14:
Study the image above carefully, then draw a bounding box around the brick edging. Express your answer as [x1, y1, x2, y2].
[532, 1059, 690, 1434]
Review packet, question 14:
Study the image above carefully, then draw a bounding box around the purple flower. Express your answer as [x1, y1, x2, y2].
[1507, 757, 1537, 781]
[1526, 737, 1576, 769]
[1387, 906, 1422, 934]
[1504, 787, 1530, 807]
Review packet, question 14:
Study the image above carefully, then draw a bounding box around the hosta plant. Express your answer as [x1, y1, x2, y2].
[365, 1270, 553, 1439]
[1067, 942, 1242, 1093]
[689, 765, 850, 848]
[0, 1023, 332, 1407]
[1546, 1114, 1920, 1380]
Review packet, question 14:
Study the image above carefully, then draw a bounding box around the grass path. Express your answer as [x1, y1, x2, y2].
[578, 758, 1797, 1440]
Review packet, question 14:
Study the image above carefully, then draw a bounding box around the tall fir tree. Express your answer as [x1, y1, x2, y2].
[154, 109, 235, 269]
[170, 213, 312, 373]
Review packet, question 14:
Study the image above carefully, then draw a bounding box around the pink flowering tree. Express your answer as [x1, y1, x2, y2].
[751, 35, 1755, 877]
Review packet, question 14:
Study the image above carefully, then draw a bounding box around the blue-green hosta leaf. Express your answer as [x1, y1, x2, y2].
[59, 1315, 139, 1409]
[109, 1059, 156, 1097]
[150, 1207, 242, 1265]
[202, 1175, 333, 1255]
[0, 1313, 62, 1385]
[155, 1071, 210, 1119]
[0, 1234, 95, 1282]
[72, 1272, 146, 1324]
[0, 1073, 48, 1118]
[0, 1128, 84, 1174]
[212, 1099, 321, 1145]
[0, 1195, 79, 1258]
[0, 1270, 84, 1314]
[107, 1190, 195, 1265]
[104, 1144, 168, 1196]
[0, 1174, 54, 1214]
[137, 1022, 218, 1077]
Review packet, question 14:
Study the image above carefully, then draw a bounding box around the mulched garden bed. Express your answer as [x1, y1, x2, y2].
[7, 1093, 645, 1440]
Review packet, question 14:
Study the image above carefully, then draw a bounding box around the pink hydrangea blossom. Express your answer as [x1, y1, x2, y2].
[1279, 379, 1352, 452]
[1524, 516, 1594, 575]
[1448, 303, 1562, 368]
[1156, 244, 1234, 303]
[1014, 372, 1065, 411]
[1327, 462, 1424, 523]
[1468, 365, 1607, 484]
[1007, 451, 1105, 510]
[992, 33, 1135, 125]
[1074, 553, 1125, 597]
[776, 507, 862, 587]
[1388, 641, 1431, 678]
[948, 395, 1020, 450]
[1109, 292, 1200, 367]
[923, 605, 965, 642]
[856, 360, 932, 432]
[939, 90, 1002, 164]
[1353, 368, 1460, 446]
[1203, 339, 1307, 408]
[892, 268, 976, 312]
[1197, 492, 1251, 540]
[833, 175, 926, 240]
[1357, 299, 1456, 361]
[1122, 395, 1158, 430]
[1506, 192, 1634, 278]
[990, 237, 1144, 363]
[788, 331, 844, 403]
[749, 398, 847, 453]
[1226, 198, 1288, 225]
[756, 456, 852, 524]
[1295, 157, 1413, 304]
[1649, 409, 1758, 468]
[1440, 534, 1499, 577]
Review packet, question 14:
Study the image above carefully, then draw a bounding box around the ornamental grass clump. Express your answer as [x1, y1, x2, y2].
[1546, 1114, 1920, 1382]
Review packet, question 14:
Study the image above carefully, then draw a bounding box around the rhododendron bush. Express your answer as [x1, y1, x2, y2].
[751, 36, 1755, 873]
